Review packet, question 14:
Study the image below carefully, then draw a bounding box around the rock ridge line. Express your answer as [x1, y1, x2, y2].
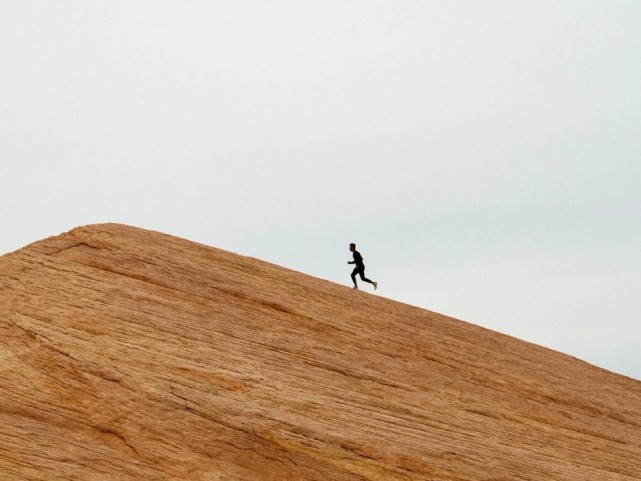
[1, 223, 640, 480]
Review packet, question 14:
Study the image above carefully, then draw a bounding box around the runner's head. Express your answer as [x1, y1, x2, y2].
[349, 243, 356, 252]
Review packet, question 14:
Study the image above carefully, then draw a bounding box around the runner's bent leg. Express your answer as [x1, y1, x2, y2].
[359, 266, 374, 284]
[351, 267, 359, 287]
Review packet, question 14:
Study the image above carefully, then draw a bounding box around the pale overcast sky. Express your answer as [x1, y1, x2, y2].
[2, 1, 640, 380]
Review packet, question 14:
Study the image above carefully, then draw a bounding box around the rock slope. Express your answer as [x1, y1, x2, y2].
[1, 224, 640, 481]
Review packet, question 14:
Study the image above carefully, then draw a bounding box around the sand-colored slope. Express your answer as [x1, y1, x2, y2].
[1, 224, 640, 481]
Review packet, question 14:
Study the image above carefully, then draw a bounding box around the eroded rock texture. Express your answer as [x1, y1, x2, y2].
[1, 224, 640, 480]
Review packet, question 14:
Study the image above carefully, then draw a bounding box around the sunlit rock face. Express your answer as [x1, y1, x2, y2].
[1, 224, 640, 481]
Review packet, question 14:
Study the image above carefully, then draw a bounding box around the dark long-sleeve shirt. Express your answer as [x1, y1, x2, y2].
[350, 250, 364, 268]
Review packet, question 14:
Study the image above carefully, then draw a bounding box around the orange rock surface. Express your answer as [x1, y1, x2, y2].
[1, 224, 640, 480]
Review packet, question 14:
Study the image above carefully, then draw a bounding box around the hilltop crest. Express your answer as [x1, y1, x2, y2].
[1, 224, 640, 480]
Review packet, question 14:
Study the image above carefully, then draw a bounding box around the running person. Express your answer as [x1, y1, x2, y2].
[348, 243, 378, 290]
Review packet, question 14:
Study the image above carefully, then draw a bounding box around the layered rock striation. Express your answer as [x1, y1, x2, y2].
[1, 224, 640, 480]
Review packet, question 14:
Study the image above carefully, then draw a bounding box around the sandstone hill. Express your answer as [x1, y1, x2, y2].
[1, 224, 640, 481]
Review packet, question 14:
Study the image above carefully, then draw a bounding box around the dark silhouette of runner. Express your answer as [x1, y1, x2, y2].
[348, 243, 378, 290]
